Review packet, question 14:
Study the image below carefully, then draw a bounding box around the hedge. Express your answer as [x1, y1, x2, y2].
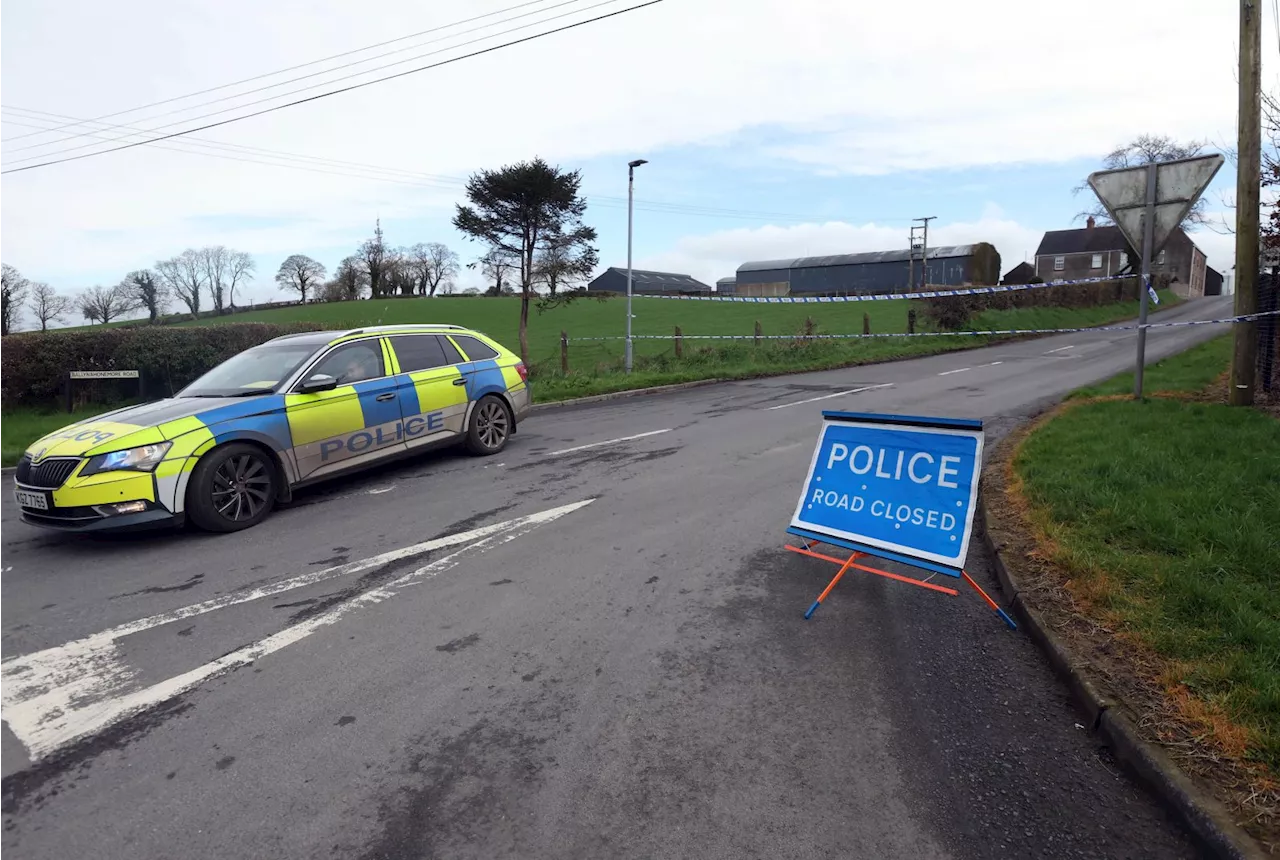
[915, 276, 1151, 331]
[2, 322, 326, 409]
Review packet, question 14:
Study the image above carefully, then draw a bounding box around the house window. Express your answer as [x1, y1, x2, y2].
[1157, 250, 1166, 265]
[1053, 256, 1065, 271]
[1120, 252, 1128, 268]
[1091, 254, 1103, 269]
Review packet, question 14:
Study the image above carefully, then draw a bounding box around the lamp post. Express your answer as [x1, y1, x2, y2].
[626, 158, 647, 374]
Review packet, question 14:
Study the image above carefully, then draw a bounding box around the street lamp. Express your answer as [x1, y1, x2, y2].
[625, 158, 648, 374]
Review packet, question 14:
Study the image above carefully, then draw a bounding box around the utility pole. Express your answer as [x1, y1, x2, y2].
[914, 216, 937, 287]
[1232, 0, 1262, 405]
[625, 158, 648, 374]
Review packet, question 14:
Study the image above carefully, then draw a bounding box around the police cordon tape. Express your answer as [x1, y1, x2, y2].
[630, 273, 1144, 304]
[565, 309, 1280, 342]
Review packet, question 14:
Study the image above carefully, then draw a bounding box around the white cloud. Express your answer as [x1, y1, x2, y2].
[0, 0, 1245, 298]
[640, 214, 1045, 287]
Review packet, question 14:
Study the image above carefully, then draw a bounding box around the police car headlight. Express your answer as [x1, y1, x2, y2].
[82, 442, 172, 476]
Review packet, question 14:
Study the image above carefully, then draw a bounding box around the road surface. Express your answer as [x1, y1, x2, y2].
[2, 297, 1233, 859]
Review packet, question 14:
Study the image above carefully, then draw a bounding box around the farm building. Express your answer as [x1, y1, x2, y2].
[587, 267, 712, 295]
[716, 276, 736, 295]
[734, 243, 1001, 297]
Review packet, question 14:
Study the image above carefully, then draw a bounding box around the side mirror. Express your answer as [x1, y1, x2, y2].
[298, 373, 338, 394]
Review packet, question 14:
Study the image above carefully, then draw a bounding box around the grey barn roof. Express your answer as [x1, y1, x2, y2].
[598, 267, 711, 290]
[737, 245, 979, 273]
[716, 276, 736, 285]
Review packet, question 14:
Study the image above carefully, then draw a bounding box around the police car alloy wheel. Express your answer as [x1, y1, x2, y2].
[466, 395, 511, 455]
[186, 443, 279, 533]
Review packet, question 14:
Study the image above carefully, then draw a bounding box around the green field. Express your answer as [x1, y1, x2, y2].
[1015, 335, 1280, 775]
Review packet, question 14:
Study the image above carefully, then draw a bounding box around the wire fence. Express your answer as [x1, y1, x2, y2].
[1259, 273, 1280, 400]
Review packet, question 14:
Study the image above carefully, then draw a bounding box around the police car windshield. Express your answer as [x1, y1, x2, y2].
[181, 344, 317, 397]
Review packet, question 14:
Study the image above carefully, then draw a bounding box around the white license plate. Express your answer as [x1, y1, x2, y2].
[15, 489, 49, 510]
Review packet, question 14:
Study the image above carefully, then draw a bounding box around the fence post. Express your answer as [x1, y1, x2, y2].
[863, 313, 871, 335]
[907, 308, 916, 334]
[804, 316, 815, 342]
[754, 320, 763, 345]
[674, 325, 683, 359]
[560, 330, 569, 375]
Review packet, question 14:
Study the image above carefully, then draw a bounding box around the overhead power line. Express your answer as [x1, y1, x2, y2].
[2, 0, 600, 156]
[0, 0, 565, 145]
[1, 0, 666, 175]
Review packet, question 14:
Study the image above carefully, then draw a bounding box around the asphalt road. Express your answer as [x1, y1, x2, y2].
[2, 296, 1234, 860]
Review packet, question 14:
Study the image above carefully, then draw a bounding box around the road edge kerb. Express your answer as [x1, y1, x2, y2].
[980, 426, 1267, 860]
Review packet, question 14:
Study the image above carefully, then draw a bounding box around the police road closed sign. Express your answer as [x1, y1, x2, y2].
[788, 411, 984, 577]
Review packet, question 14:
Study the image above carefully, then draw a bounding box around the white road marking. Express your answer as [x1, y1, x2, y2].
[937, 367, 970, 376]
[1, 499, 594, 761]
[366, 486, 395, 495]
[981, 361, 1003, 367]
[1045, 344, 1075, 354]
[766, 383, 893, 410]
[544, 429, 672, 456]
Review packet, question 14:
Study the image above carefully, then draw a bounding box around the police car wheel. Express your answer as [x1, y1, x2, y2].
[465, 395, 512, 455]
[186, 443, 279, 533]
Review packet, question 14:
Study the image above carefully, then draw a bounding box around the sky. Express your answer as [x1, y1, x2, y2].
[0, 0, 1262, 327]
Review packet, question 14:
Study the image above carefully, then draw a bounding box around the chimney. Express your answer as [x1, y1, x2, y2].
[1086, 215, 1096, 230]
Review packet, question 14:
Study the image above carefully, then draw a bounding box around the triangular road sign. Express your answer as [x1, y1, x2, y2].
[1087, 154, 1224, 256]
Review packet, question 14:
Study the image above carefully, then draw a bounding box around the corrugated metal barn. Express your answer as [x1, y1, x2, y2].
[716, 276, 736, 295]
[735, 243, 1001, 296]
[587, 267, 712, 295]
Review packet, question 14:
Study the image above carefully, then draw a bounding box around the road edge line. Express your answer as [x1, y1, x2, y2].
[979, 421, 1267, 860]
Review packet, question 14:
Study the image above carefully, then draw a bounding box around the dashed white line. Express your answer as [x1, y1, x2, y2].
[981, 361, 1003, 367]
[544, 429, 672, 457]
[937, 367, 970, 376]
[766, 383, 893, 410]
[1045, 344, 1075, 354]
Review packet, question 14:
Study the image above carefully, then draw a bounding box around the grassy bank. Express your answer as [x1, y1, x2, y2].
[1, 292, 1175, 465]
[1012, 336, 1280, 784]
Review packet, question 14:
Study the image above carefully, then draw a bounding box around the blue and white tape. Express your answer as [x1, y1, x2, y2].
[631, 273, 1141, 304]
[566, 309, 1280, 342]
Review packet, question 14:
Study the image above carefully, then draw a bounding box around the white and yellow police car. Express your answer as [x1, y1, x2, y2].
[14, 324, 531, 533]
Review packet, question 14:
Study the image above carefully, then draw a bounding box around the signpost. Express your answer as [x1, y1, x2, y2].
[65, 370, 142, 413]
[1087, 154, 1224, 399]
[785, 411, 1015, 629]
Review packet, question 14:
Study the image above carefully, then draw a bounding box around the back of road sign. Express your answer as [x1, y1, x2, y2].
[1087, 154, 1224, 257]
[788, 411, 984, 577]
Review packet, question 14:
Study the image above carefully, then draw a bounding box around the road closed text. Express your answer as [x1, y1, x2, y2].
[807, 488, 958, 531]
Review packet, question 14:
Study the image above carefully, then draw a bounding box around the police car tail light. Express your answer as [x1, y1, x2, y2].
[515, 362, 529, 383]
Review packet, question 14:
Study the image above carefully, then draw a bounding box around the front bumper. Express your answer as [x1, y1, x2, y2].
[19, 505, 181, 533]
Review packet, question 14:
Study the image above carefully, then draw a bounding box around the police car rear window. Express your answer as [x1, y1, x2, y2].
[451, 335, 499, 361]
[390, 335, 453, 371]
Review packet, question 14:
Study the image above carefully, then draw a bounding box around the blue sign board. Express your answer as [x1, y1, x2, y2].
[788, 411, 985, 577]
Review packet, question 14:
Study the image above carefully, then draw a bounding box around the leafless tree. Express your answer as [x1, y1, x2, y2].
[122, 269, 169, 323]
[1213, 89, 1280, 242]
[471, 247, 521, 296]
[535, 233, 598, 296]
[28, 281, 72, 330]
[155, 250, 206, 318]
[274, 254, 327, 303]
[78, 283, 139, 325]
[2, 263, 31, 335]
[332, 255, 369, 301]
[384, 249, 416, 297]
[358, 220, 390, 298]
[198, 246, 255, 313]
[406, 242, 460, 296]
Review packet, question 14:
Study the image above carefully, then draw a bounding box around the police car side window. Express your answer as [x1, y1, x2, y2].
[438, 335, 464, 365]
[311, 342, 385, 385]
[451, 335, 499, 361]
[390, 335, 451, 372]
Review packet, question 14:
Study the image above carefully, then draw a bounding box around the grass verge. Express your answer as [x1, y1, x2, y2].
[999, 334, 1280, 845]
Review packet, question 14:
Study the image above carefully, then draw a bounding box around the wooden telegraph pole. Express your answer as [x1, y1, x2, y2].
[1231, 0, 1262, 406]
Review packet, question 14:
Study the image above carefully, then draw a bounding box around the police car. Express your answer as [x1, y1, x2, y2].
[14, 324, 531, 534]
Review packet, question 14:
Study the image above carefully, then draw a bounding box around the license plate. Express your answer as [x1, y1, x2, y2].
[15, 489, 49, 510]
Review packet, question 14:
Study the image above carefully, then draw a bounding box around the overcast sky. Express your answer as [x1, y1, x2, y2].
[0, 0, 1259, 325]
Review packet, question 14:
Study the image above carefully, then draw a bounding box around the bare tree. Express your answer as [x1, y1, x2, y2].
[274, 254, 327, 303]
[358, 220, 390, 298]
[535, 233, 598, 296]
[332, 255, 369, 301]
[198, 246, 254, 313]
[226, 250, 255, 309]
[122, 269, 169, 323]
[384, 249, 416, 297]
[155, 250, 206, 318]
[28, 282, 72, 331]
[406, 242, 460, 296]
[78, 283, 138, 325]
[2, 263, 31, 335]
[471, 248, 520, 296]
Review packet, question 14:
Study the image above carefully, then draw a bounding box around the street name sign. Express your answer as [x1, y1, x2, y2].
[69, 370, 140, 379]
[788, 411, 984, 577]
